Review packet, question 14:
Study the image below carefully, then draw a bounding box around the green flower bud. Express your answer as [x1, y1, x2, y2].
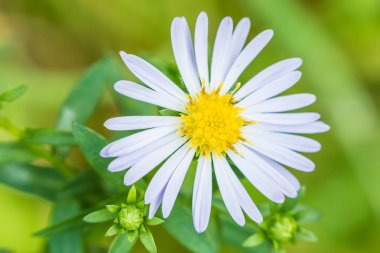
[267, 214, 298, 243]
[118, 205, 144, 231]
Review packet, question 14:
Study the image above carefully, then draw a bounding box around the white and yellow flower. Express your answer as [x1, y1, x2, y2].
[100, 12, 329, 233]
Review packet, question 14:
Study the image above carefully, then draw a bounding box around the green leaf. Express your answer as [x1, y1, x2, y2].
[108, 233, 136, 253]
[292, 205, 321, 225]
[0, 85, 27, 103]
[56, 57, 119, 132]
[23, 128, 76, 146]
[0, 163, 66, 201]
[127, 185, 137, 204]
[49, 198, 83, 253]
[83, 209, 117, 223]
[146, 217, 164, 226]
[72, 122, 124, 188]
[296, 229, 318, 243]
[139, 227, 157, 253]
[159, 109, 180, 116]
[105, 224, 120, 237]
[35, 214, 85, 237]
[0, 143, 36, 163]
[220, 214, 271, 253]
[163, 204, 219, 253]
[281, 186, 305, 212]
[243, 233, 265, 248]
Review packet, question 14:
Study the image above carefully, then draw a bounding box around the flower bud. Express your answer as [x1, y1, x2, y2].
[118, 205, 144, 231]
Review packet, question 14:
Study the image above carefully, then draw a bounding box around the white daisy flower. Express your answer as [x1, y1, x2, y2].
[100, 12, 329, 233]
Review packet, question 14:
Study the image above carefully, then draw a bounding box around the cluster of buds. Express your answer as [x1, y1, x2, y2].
[84, 185, 164, 253]
[243, 187, 319, 252]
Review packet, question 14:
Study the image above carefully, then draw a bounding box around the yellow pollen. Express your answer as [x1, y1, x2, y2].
[180, 86, 248, 157]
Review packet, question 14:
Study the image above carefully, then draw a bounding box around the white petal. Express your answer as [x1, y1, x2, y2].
[149, 187, 165, 219]
[219, 156, 263, 223]
[213, 154, 245, 226]
[258, 154, 301, 190]
[162, 148, 195, 218]
[145, 144, 190, 204]
[244, 128, 321, 153]
[171, 17, 201, 95]
[123, 137, 187, 185]
[195, 12, 209, 88]
[210, 17, 233, 90]
[237, 71, 302, 108]
[234, 58, 302, 100]
[104, 116, 181, 131]
[192, 156, 212, 233]
[228, 150, 285, 203]
[100, 126, 176, 158]
[221, 30, 274, 94]
[114, 80, 184, 112]
[119, 52, 187, 102]
[243, 112, 321, 125]
[107, 133, 179, 172]
[247, 139, 315, 172]
[246, 121, 330, 134]
[227, 18, 251, 68]
[246, 94, 316, 113]
[236, 144, 298, 198]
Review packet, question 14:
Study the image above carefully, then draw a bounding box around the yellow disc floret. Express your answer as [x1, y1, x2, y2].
[180, 86, 247, 157]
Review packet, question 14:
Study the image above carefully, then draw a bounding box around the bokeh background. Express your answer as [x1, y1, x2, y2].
[1, 0, 380, 252]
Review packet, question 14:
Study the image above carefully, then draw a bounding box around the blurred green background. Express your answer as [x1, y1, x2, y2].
[1, 0, 380, 252]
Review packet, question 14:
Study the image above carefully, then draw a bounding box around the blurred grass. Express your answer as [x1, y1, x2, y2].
[0, 0, 379, 252]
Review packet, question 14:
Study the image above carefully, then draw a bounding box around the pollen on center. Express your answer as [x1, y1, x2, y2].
[179, 86, 247, 157]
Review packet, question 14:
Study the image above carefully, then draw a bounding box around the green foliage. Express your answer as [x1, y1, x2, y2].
[0, 143, 36, 163]
[55, 57, 120, 131]
[72, 122, 124, 188]
[23, 128, 76, 146]
[83, 209, 117, 223]
[164, 204, 219, 253]
[108, 233, 136, 253]
[0, 163, 66, 201]
[0, 85, 27, 109]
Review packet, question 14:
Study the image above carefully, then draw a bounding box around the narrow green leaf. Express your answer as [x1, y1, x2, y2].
[0, 163, 66, 201]
[72, 122, 124, 188]
[0, 85, 27, 103]
[242, 233, 265, 248]
[108, 233, 136, 253]
[105, 224, 120, 237]
[35, 214, 85, 237]
[49, 198, 83, 253]
[0, 143, 36, 163]
[83, 209, 117, 223]
[296, 229, 318, 243]
[139, 227, 157, 253]
[146, 217, 164, 226]
[159, 109, 179, 116]
[23, 128, 76, 146]
[220, 215, 271, 253]
[163, 204, 219, 253]
[56, 57, 119, 132]
[127, 185, 137, 204]
[292, 205, 321, 225]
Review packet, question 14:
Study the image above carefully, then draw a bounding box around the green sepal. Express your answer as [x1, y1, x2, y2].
[127, 230, 138, 242]
[105, 224, 120, 237]
[107, 205, 121, 214]
[296, 229, 318, 243]
[146, 217, 164, 226]
[127, 185, 137, 204]
[292, 205, 321, 225]
[139, 227, 157, 253]
[83, 209, 117, 223]
[136, 200, 145, 209]
[242, 232, 265, 248]
[0, 85, 27, 103]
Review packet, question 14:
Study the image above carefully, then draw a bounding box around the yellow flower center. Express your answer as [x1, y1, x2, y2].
[180, 86, 246, 157]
